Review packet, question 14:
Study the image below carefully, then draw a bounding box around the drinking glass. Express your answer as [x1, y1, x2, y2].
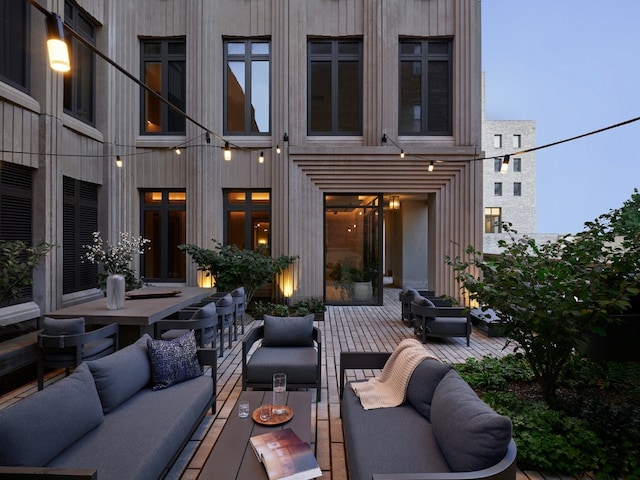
[259, 403, 272, 422]
[238, 400, 250, 418]
[272, 372, 287, 414]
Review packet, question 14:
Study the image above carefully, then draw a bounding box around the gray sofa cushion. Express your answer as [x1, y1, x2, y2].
[262, 315, 314, 347]
[42, 316, 85, 335]
[147, 331, 202, 390]
[0, 363, 103, 466]
[48, 374, 213, 480]
[413, 295, 435, 307]
[406, 358, 454, 420]
[431, 370, 513, 472]
[87, 334, 152, 413]
[246, 347, 318, 383]
[342, 381, 450, 480]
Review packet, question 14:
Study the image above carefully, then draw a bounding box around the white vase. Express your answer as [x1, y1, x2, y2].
[106, 274, 126, 310]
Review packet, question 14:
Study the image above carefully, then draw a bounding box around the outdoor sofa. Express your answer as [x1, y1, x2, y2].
[340, 351, 517, 480]
[0, 332, 216, 480]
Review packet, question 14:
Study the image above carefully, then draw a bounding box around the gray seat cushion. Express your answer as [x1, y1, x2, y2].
[431, 370, 512, 472]
[262, 314, 314, 347]
[246, 346, 318, 383]
[47, 375, 213, 480]
[87, 334, 152, 413]
[342, 381, 450, 480]
[0, 362, 103, 466]
[427, 317, 468, 335]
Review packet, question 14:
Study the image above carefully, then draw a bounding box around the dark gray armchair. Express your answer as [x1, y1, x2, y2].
[154, 303, 217, 348]
[411, 296, 471, 346]
[242, 314, 322, 401]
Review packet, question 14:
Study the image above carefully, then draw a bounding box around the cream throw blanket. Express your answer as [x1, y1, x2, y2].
[350, 338, 437, 410]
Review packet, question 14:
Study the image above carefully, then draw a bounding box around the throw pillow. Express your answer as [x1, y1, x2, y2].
[262, 314, 314, 347]
[42, 316, 85, 335]
[431, 370, 512, 472]
[87, 334, 152, 413]
[405, 358, 453, 420]
[147, 330, 202, 390]
[413, 295, 435, 307]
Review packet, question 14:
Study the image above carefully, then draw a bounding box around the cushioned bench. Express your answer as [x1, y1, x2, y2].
[340, 351, 517, 480]
[0, 331, 216, 480]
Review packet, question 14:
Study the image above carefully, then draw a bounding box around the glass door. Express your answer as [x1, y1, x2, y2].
[324, 194, 382, 305]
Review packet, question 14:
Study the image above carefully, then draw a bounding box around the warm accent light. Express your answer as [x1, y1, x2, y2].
[500, 155, 510, 173]
[46, 13, 70, 72]
[224, 142, 232, 161]
[175, 147, 181, 155]
[400, 149, 405, 159]
[389, 196, 400, 210]
[115, 156, 123, 168]
[258, 151, 265, 163]
[428, 160, 434, 172]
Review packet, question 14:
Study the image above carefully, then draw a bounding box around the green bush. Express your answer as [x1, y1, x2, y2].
[457, 355, 640, 478]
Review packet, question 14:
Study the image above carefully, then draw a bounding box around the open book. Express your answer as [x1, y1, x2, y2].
[249, 428, 322, 480]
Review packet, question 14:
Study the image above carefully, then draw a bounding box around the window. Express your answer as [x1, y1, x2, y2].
[63, 1, 96, 124]
[485, 207, 502, 233]
[0, 162, 34, 306]
[141, 190, 186, 281]
[513, 157, 522, 172]
[308, 40, 362, 135]
[399, 40, 452, 135]
[224, 40, 270, 135]
[493, 134, 502, 148]
[141, 38, 186, 134]
[63, 176, 99, 294]
[0, 0, 28, 91]
[513, 182, 522, 196]
[224, 190, 271, 254]
[494, 158, 502, 172]
[494, 182, 502, 196]
[513, 134, 521, 148]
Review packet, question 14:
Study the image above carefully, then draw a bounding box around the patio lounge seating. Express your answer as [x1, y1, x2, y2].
[340, 350, 517, 480]
[0, 332, 216, 480]
[411, 295, 471, 346]
[242, 314, 322, 401]
[154, 303, 218, 348]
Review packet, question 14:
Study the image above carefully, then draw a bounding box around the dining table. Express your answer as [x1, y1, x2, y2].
[44, 286, 214, 346]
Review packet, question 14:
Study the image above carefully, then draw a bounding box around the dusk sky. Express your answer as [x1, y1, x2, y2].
[482, 1, 640, 234]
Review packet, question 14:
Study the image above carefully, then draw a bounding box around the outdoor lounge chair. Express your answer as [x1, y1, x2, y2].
[411, 296, 471, 346]
[242, 314, 322, 401]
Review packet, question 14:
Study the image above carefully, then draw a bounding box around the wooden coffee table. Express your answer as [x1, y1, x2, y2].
[200, 390, 313, 480]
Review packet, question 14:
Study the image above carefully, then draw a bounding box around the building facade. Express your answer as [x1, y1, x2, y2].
[0, 0, 482, 323]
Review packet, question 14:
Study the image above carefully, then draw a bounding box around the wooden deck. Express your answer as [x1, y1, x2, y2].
[1, 287, 595, 480]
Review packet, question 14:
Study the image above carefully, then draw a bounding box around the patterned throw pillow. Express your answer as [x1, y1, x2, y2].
[147, 331, 202, 390]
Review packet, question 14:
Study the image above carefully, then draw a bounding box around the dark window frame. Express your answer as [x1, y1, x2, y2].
[308, 39, 363, 136]
[140, 37, 187, 135]
[63, 0, 96, 125]
[513, 182, 522, 196]
[223, 189, 271, 252]
[0, 162, 34, 306]
[62, 176, 99, 294]
[399, 38, 453, 136]
[223, 38, 271, 135]
[140, 189, 187, 282]
[0, 0, 29, 91]
[513, 157, 522, 172]
[494, 182, 502, 196]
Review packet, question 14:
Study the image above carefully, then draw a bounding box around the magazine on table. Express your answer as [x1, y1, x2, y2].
[249, 428, 322, 480]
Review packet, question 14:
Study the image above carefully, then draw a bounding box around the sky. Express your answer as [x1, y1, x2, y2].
[482, 1, 640, 234]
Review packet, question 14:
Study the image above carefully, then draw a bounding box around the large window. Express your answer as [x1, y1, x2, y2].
[224, 40, 270, 135]
[63, 1, 95, 124]
[141, 190, 186, 281]
[485, 207, 502, 234]
[0, 162, 33, 306]
[399, 40, 452, 135]
[308, 40, 362, 135]
[141, 39, 186, 134]
[0, 0, 28, 91]
[63, 176, 99, 294]
[224, 190, 271, 254]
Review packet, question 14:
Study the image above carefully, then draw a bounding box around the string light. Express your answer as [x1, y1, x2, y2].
[258, 151, 265, 163]
[116, 156, 123, 168]
[428, 161, 434, 172]
[500, 155, 510, 173]
[224, 142, 232, 161]
[174, 147, 181, 155]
